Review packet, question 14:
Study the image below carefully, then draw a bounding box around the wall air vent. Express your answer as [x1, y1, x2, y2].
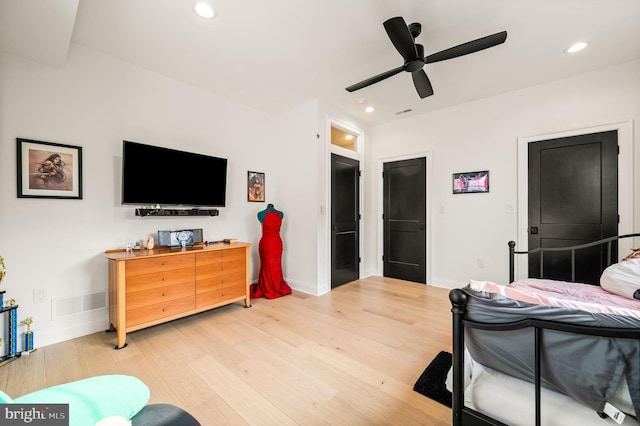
[53, 291, 107, 319]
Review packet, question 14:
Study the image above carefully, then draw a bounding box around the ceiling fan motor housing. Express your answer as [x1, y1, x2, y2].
[408, 22, 422, 38]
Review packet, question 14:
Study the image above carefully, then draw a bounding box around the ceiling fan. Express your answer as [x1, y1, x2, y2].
[345, 17, 507, 99]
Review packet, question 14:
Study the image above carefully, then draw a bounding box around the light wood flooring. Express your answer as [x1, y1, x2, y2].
[0, 277, 453, 425]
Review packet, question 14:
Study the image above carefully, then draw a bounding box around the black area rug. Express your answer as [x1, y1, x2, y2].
[413, 350, 452, 408]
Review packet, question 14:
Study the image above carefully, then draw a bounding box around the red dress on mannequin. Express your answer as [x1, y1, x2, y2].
[250, 206, 292, 299]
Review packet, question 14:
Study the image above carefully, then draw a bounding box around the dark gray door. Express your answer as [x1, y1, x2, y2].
[383, 158, 426, 284]
[528, 131, 618, 284]
[331, 154, 360, 288]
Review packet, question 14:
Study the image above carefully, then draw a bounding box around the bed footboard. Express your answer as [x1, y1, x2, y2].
[449, 287, 640, 426]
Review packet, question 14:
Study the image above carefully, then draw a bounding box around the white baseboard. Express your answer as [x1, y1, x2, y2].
[429, 278, 467, 290]
[286, 278, 323, 296]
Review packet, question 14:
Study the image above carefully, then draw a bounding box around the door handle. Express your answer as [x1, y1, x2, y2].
[529, 226, 539, 234]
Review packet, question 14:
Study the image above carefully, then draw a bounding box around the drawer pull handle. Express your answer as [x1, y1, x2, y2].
[162, 292, 165, 297]
[162, 277, 166, 281]
[162, 308, 165, 312]
[161, 261, 166, 265]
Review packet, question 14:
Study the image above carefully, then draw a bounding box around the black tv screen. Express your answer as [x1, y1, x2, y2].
[121, 140, 227, 207]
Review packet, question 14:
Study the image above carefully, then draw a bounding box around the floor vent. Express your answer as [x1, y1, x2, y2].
[53, 291, 107, 319]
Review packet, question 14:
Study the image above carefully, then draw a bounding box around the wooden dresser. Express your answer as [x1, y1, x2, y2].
[105, 242, 251, 349]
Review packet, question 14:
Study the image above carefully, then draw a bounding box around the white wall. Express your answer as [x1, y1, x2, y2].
[2, 39, 637, 351]
[272, 100, 372, 295]
[0, 43, 287, 350]
[370, 59, 640, 289]
[272, 100, 321, 294]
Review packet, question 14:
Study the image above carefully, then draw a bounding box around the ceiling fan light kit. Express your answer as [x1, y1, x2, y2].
[346, 16, 507, 99]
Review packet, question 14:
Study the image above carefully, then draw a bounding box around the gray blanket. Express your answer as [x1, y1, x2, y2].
[462, 285, 640, 417]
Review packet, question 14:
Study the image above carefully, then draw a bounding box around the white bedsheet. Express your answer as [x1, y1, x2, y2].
[446, 351, 639, 426]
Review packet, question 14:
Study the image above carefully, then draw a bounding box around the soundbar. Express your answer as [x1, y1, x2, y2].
[135, 208, 219, 217]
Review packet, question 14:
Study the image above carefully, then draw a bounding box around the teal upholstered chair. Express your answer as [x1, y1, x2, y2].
[0, 374, 200, 425]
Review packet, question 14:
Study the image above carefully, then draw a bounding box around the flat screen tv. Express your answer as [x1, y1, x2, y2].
[121, 140, 227, 207]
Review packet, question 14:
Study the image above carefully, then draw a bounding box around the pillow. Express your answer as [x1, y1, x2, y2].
[13, 375, 149, 426]
[600, 258, 640, 300]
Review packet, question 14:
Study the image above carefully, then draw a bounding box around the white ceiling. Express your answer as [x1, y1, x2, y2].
[2, 0, 640, 126]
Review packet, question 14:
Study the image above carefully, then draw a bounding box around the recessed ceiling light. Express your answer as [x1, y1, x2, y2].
[194, 2, 216, 19]
[566, 41, 588, 53]
[364, 106, 375, 113]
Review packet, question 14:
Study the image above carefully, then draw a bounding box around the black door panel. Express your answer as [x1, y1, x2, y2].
[383, 158, 426, 284]
[331, 154, 360, 288]
[528, 131, 618, 284]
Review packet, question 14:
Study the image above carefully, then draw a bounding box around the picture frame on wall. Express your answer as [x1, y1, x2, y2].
[452, 170, 489, 194]
[17, 138, 83, 199]
[247, 171, 265, 202]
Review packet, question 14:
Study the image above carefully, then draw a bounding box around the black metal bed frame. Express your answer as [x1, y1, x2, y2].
[450, 233, 640, 426]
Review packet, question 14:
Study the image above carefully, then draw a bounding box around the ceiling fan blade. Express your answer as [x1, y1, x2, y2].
[345, 65, 404, 92]
[412, 69, 434, 98]
[425, 31, 507, 64]
[383, 16, 418, 61]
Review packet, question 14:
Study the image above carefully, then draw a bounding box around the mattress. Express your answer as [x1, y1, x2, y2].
[447, 350, 639, 426]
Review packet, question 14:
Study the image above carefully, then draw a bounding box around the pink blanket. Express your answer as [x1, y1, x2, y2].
[469, 278, 640, 319]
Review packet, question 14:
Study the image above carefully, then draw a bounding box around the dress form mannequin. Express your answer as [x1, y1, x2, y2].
[251, 204, 291, 299]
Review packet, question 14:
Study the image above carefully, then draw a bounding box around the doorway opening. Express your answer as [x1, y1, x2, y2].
[328, 120, 363, 291]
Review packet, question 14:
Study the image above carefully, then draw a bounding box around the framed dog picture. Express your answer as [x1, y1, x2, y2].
[17, 138, 83, 199]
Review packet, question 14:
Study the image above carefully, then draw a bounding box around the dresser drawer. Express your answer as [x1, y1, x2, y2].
[126, 281, 195, 311]
[196, 283, 245, 308]
[125, 254, 195, 277]
[196, 271, 245, 294]
[126, 267, 194, 293]
[196, 259, 245, 280]
[126, 295, 196, 327]
[196, 248, 245, 266]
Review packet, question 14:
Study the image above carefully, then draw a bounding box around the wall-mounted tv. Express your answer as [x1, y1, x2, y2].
[122, 140, 227, 207]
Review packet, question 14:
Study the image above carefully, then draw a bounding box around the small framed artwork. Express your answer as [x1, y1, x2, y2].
[17, 138, 83, 199]
[248, 171, 265, 202]
[453, 170, 489, 194]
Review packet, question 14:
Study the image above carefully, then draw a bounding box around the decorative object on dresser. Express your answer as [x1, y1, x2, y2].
[104, 242, 251, 350]
[157, 229, 203, 248]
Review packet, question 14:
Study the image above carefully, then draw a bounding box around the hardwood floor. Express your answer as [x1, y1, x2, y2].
[0, 277, 453, 425]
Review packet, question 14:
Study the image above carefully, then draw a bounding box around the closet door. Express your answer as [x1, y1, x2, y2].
[383, 157, 426, 284]
[528, 131, 618, 284]
[331, 154, 360, 288]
